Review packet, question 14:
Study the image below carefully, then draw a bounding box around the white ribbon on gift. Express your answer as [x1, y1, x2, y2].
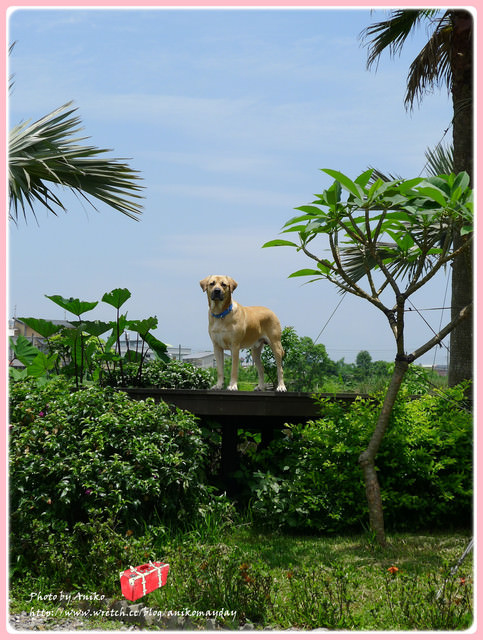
[127, 561, 165, 597]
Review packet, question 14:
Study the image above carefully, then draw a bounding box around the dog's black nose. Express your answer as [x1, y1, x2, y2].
[211, 288, 223, 300]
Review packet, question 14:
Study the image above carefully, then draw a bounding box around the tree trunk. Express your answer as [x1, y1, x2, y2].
[358, 358, 409, 546]
[448, 9, 473, 398]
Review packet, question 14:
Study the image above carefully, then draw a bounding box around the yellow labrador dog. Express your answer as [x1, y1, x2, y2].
[200, 275, 286, 392]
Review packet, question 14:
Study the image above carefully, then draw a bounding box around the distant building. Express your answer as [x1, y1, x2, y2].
[421, 364, 448, 377]
[182, 351, 216, 369]
[167, 345, 192, 360]
[167, 345, 215, 368]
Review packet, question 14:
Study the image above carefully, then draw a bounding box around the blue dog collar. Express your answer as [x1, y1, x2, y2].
[212, 303, 233, 319]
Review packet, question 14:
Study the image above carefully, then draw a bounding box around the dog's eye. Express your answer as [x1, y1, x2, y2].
[221, 282, 227, 288]
[210, 281, 215, 286]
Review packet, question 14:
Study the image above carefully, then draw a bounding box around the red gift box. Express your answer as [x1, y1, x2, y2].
[120, 561, 169, 601]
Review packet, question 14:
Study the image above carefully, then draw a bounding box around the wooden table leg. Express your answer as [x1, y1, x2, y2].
[221, 422, 239, 493]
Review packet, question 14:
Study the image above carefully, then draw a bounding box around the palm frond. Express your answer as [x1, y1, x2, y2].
[367, 168, 401, 184]
[404, 13, 452, 109]
[9, 41, 16, 93]
[423, 142, 454, 176]
[339, 240, 442, 287]
[360, 9, 440, 70]
[9, 101, 144, 223]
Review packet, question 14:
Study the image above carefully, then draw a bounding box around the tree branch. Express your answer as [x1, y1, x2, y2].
[406, 233, 472, 297]
[409, 302, 472, 362]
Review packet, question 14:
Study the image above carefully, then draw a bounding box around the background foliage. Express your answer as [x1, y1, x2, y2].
[238, 384, 472, 533]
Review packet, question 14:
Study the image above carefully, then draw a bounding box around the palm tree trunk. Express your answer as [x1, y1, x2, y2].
[448, 9, 473, 399]
[358, 358, 409, 546]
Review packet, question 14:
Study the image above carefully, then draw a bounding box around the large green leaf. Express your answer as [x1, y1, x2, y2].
[75, 320, 111, 337]
[127, 317, 158, 337]
[385, 230, 415, 251]
[262, 239, 298, 248]
[354, 168, 374, 188]
[105, 315, 129, 351]
[46, 295, 98, 317]
[288, 269, 324, 278]
[26, 352, 58, 378]
[142, 332, 169, 362]
[123, 350, 143, 364]
[17, 317, 62, 338]
[9, 367, 28, 381]
[452, 171, 470, 194]
[10, 336, 40, 366]
[414, 185, 448, 208]
[294, 205, 323, 216]
[101, 288, 131, 310]
[322, 169, 364, 199]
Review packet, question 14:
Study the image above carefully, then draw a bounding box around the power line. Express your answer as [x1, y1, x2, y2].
[313, 292, 347, 345]
[407, 296, 451, 355]
[405, 307, 451, 312]
[418, 120, 453, 176]
[433, 271, 451, 369]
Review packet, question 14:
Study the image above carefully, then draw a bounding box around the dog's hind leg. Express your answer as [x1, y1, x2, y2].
[251, 343, 266, 391]
[270, 340, 286, 392]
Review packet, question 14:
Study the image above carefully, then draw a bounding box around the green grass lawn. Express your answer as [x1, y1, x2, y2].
[224, 528, 474, 630]
[10, 527, 473, 632]
[145, 527, 473, 631]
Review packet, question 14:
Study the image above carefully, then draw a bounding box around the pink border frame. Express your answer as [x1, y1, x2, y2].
[1, 1, 479, 638]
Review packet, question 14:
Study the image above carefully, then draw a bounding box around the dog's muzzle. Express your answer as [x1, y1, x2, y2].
[211, 288, 224, 300]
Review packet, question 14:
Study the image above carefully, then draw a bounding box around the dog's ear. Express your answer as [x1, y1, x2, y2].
[200, 276, 211, 292]
[228, 277, 238, 292]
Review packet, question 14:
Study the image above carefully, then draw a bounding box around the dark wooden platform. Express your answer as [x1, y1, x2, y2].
[121, 388, 367, 488]
[120, 388, 366, 423]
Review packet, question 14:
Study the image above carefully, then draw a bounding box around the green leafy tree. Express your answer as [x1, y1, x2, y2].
[360, 8, 473, 392]
[355, 350, 372, 374]
[264, 168, 472, 545]
[283, 334, 336, 392]
[9, 102, 143, 223]
[258, 327, 336, 392]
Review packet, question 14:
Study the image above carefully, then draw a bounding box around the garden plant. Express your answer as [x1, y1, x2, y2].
[9, 287, 169, 388]
[9, 367, 473, 631]
[264, 169, 473, 544]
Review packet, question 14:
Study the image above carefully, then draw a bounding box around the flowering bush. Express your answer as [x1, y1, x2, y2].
[9, 377, 227, 585]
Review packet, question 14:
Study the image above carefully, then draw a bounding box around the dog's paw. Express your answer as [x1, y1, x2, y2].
[227, 383, 238, 391]
[211, 383, 224, 390]
[253, 384, 266, 392]
[276, 383, 287, 392]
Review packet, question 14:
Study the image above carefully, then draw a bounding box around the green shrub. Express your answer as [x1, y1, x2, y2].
[243, 385, 472, 533]
[102, 358, 214, 389]
[9, 377, 227, 586]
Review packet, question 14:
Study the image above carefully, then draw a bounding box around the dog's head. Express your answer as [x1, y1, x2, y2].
[200, 275, 238, 302]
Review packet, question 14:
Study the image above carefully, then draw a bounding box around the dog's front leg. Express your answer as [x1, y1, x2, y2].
[227, 347, 240, 391]
[212, 344, 225, 390]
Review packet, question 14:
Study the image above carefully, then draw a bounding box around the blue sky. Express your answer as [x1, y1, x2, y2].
[8, 7, 454, 365]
